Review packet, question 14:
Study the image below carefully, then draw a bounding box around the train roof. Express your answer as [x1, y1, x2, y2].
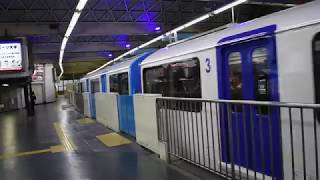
[141, 0, 320, 67]
[82, 52, 149, 80]
[106, 53, 147, 75]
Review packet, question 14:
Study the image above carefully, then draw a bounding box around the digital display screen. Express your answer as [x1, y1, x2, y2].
[0, 41, 23, 72]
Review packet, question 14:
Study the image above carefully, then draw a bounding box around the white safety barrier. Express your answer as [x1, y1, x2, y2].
[83, 92, 90, 117]
[95, 92, 108, 126]
[102, 93, 120, 132]
[134, 94, 162, 154]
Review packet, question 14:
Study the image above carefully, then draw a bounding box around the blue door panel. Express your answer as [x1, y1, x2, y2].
[100, 74, 107, 92]
[115, 52, 152, 137]
[118, 96, 126, 132]
[89, 93, 96, 119]
[127, 97, 135, 136]
[217, 35, 282, 179]
[86, 79, 90, 92]
[88, 79, 96, 119]
[118, 95, 136, 137]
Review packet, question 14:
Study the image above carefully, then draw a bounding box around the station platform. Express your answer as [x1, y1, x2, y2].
[0, 96, 220, 180]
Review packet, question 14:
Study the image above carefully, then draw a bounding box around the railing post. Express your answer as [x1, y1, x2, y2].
[227, 103, 235, 179]
[157, 99, 171, 163]
[165, 100, 171, 163]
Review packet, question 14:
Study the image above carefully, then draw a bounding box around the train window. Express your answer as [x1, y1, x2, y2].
[90, 80, 100, 93]
[119, 73, 129, 95]
[143, 58, 201, 98]
[229, 52, 243, 100]
[252, 48, 270, 114]
[109, 72, 129, 95]
[144, 58, 201, 111]
[109, 74, 119, 93]
[229, 52, 243, 112]
[252, 48, 270, 100]
[81, 82, 86, 92]
[143, 66, 168, 96]
[313, 33, 320, 107]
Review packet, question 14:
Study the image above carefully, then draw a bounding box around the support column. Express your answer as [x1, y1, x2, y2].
[24, 84, 31, 116]
[29, 83, 35, 116]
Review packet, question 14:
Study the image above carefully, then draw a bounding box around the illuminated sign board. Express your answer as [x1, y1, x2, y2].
[32, 64, 44, 81]
[0, 41, 23, 72]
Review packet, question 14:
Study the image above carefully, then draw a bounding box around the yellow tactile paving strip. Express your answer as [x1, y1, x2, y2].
[97, 133, 131, 147]
[0, 122, 78, 160]
[0, 145, 66, 160]
[50, 145, 66, 153]
[77, 118, 95, 125]
[53, 122, 77, 152]
[0, 149, 51, 160]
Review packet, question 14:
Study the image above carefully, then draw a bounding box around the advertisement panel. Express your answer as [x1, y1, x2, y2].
[0, 41, 23, 72]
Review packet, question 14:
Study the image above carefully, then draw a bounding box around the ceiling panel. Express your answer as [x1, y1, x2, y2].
[0, 0, 313, 79]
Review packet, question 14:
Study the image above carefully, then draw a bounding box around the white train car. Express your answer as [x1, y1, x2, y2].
[82, 53, 153, 135]
[140, 1, 320, 179]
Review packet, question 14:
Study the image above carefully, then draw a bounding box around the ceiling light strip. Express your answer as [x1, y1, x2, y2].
[87, 0, 248, 76]
[58, 0, 89, 79]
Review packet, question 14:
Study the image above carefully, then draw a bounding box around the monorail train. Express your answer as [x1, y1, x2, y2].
[82, 52, 153, 135]
[77, 1, 320, 179]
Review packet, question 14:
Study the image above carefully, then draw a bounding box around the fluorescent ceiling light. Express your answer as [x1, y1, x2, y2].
[58, 0, 89, 79]
[87, 0, 247, 75]
[2, 84, 9, 87]
[61, 38, 68, 51]
[76, 0, 88, 11]
[214, 0, 247, 14]
[69, 12, 81, 28]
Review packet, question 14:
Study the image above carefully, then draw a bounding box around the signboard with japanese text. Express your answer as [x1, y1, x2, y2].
[32, 64, 44, 81]
[0, 41, 23, 72]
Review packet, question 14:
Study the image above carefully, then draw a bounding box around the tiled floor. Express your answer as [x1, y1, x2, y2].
[0, 96, 214, 180]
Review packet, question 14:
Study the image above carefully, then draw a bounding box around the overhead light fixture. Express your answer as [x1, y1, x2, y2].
[76, 0, 88, 11]
[87, 0, 247, 75]
[108, 53, 113, 58]
[125, 44, 131, 49]
[154, 26, 161, 31]
[58, 0, 89, 79]
[214, 0, 247, 14]
[2, 84, 9, 87]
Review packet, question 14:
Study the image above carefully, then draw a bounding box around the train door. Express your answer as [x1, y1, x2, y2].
[314, 33, 320, 124]
[218, 36, 282, 178]
[100, 74, 107, 93]
[90, 79, 100, 119]
[313, 33, 320, 105]
[113, 72, 136, 137]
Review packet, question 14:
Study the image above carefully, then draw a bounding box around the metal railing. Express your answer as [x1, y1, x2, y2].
[156, 97, 320, 180]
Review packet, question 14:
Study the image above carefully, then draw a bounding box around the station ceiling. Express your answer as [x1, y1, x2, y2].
[0, 0, 312, 79]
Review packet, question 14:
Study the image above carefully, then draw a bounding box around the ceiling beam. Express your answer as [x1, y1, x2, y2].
[71, 22, 164, 36]
[0, 21, 226, 37]
[32, 41, 145, 54]
[0, 23, 61, 37]
[32, 52, 108, 63]
[0, 22, 166, 37]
